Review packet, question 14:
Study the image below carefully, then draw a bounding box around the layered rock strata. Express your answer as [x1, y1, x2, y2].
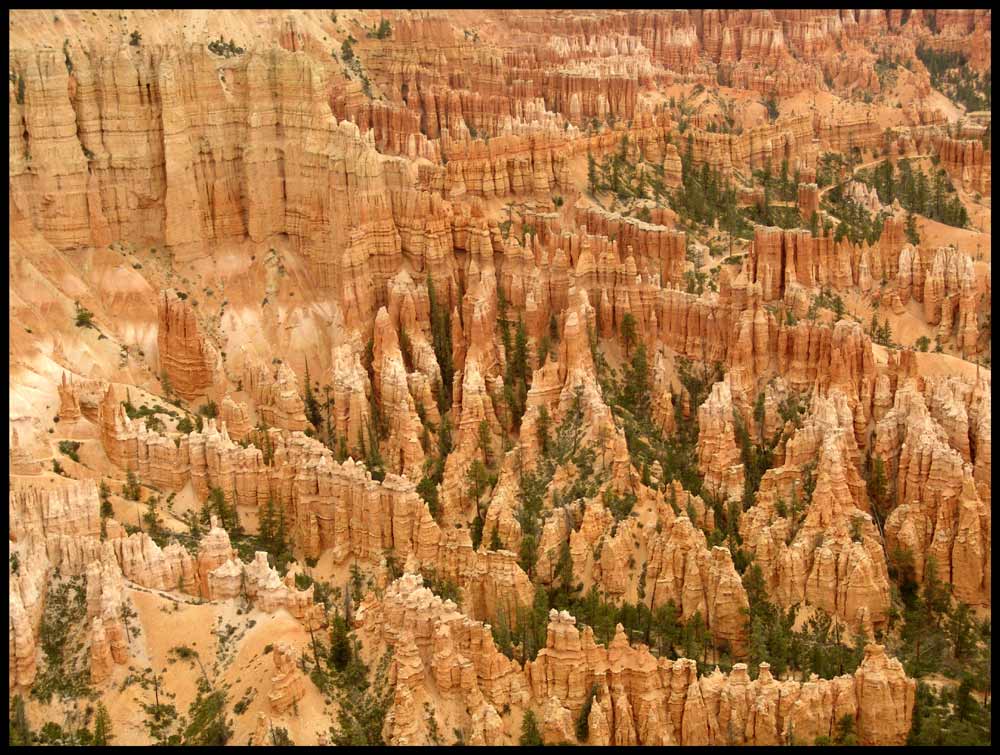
[357, 572, 915, 746]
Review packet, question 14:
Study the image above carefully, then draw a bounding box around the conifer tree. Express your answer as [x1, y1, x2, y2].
[93, 702, 114, 745]
[426, 278, 454, 411]
[329, 612, 352, 671]
[905, 210, 920, 245]
[303, 360, 322, 429]
[622, 344, 651, 417]
[587, 151, 599, 195]
[620, 313, 637, 357]
[576, 685, 597, 742]
[259, 497, 276, 549]
[9, 695, 31, 746]
[519, 710, 542, 746]
[365, 421, 385, 482]
[124, 468, 141, 501]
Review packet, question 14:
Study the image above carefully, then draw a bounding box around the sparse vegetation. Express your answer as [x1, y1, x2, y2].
[857, 158, 969, 229]
[6, 18, 993, 749]
[519, 709, 543, 746]
[207, 36, 244, 57]
[12, 71, 26, 104]
[74, 301, 95, 328]
[123, 468, 142, 501]
[58, 440, 82, 462]
[869, 313, 896, 348]
[200, 486, 242, 536]
[197, 399, 218, 419]
[916, 44, 991, 112]
[763, 95, 779, 122]
[328, 649, 395, 746]
[182, 677, 232, 745]
[29, 576, 94, 704]
[366, 19, 392, 39]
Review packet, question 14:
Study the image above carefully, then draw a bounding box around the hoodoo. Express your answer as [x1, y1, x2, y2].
[8, 8, 990, 747]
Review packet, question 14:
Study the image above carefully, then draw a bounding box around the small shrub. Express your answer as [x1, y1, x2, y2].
[171, 645, 197, 661]
[198, 400, 218, 419]
[58, 440, 82, 463]
[74, 301, 95, 328]
[233, 687, 255, 715]
[207, 36, 244, 57]
[182, 679, 233, 745]
[367, 19, 392, 39]
[850, 515, 864, 543]
[576, 684, 598, 742]
[123, 469, 142, 501]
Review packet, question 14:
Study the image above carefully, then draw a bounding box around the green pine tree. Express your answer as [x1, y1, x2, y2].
[93, 702, 114, 745]
[519, 710, 543, 746]
[303, 360, 322, 429]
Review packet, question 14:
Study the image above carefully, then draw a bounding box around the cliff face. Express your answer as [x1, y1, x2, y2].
[10, 22, 960, 296]
[934, 135, 992, 196]
[9, 42, 409, 319]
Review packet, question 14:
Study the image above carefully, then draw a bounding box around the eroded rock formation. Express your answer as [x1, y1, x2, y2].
[6, 8, 989, 745]
[357, 572, 915, 745]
